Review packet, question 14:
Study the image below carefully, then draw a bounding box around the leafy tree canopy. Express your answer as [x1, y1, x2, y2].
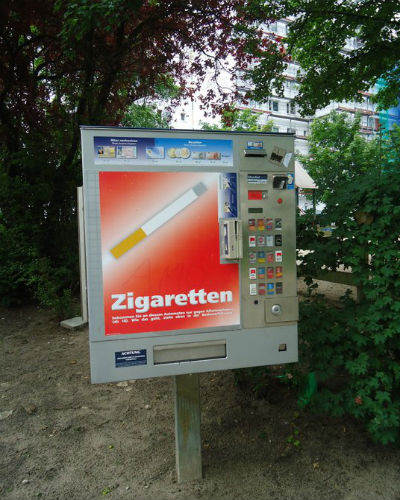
[1, 0, 257, 168]
[121, 77, 178, 128]
[240, 0, 400, 114]
[202, 107, 273, 131]
[300, 111, 379, 202]
[0, 0, 263, 306]
[121, 103, 170, 128]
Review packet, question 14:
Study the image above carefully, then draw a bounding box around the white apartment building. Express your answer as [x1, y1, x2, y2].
[234, 19, 379, 155]
[171, 18, 380, 160]
[234, 19, 310, 156]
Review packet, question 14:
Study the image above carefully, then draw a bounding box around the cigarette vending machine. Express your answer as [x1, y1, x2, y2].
[80, 127, 298, 383]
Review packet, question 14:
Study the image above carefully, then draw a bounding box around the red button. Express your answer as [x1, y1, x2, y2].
[277, 198, 283, 204]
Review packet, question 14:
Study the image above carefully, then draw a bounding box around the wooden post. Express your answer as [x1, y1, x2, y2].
[174, 374, 202, 482]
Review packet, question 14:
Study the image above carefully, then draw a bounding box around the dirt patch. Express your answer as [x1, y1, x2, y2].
[1, 291, 400, 500]
[297, 278, 357, 303]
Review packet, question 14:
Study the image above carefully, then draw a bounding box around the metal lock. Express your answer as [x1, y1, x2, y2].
[271, 304, 281, 315]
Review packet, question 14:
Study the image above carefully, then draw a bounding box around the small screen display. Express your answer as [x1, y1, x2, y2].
[248, 207, 263, 213]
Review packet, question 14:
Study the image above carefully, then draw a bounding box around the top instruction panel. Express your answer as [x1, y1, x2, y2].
[93, 135, 234, 167]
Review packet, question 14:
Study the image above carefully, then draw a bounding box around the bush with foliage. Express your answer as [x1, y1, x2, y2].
[297, 115, 400, 444]
[235, 114, 400, 445]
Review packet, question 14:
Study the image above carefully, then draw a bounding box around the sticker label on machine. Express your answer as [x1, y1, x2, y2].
[220, 173, 238, 217]
[94, 137, 233, 167]
[99, 171, 240, 335]
[115, 349, 147, 368]
[247, 174, 268, 184]
[247, 141, 264, 150]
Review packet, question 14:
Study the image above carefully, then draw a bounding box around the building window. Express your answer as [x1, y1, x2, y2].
[285, 80, 297, 90]
[303, 130, 307, 136]
[248, 99, 260, 108]
[367, 116, 375, 128]
[272, 126, 280, 133]
[286, 101, 296, 114]
[287, 127, 296, 134]
[269, 100, 279, 112]
[180, 112, 186, 121]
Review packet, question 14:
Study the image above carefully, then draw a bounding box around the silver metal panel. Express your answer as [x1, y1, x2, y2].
[239, 140, 297, 329]
[89, 324, 298, 383]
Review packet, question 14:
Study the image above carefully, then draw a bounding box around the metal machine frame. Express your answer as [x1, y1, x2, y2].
[80, 127, 298, 383]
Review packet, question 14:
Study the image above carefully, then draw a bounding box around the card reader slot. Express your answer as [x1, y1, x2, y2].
[244, 148, 267, 157]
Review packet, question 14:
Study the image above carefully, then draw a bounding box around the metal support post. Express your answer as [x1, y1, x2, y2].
[174, 373, 202, 482]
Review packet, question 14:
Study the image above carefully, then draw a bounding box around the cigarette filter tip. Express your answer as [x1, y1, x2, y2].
[110, 227, 147, 258]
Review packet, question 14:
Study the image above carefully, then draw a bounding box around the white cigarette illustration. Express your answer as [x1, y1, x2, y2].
[110, 182, 207, 258]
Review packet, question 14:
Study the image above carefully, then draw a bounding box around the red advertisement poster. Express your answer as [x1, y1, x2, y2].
[99, 171, 240, 335]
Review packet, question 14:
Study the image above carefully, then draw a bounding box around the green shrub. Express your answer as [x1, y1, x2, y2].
[297, 124, 400, 444]
[0, 134, 80, 311]
[236, 116, 400, 445]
